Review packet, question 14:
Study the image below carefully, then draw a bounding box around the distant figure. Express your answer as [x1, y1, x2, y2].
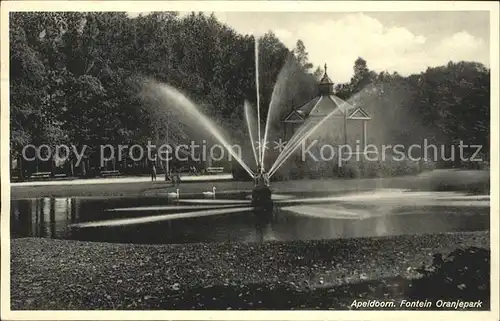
[151, 163, 157, 181]
[165, 168, 170, 182]
[175, 168, 181, 186]
[168, 168, 174, 185]
[170, 167, 180, 186]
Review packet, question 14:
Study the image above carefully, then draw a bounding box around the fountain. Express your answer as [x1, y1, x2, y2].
[250, 38, 273, 213]
[140, 37, 371, 216]
[109, 36, 489, 230]
[11, 35, 490, 247]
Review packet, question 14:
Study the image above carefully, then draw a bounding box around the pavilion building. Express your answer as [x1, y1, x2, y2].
[280, 65, 371, 172]
[282, 64, 370, 150]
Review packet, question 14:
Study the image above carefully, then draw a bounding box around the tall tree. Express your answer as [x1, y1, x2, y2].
[350, 57, 377, 93]
[292, 39, 314, 72]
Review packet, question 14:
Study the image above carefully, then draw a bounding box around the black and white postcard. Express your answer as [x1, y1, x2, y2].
[1, 1, 499, 320]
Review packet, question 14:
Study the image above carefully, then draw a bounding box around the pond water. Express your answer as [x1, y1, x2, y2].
[10, 189, 489, 244]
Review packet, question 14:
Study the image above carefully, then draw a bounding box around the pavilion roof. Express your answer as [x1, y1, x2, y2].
[284, 94, 358, 122]
[282, 63, 370, 123]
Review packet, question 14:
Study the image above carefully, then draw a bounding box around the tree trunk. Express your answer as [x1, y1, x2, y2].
[50, 159, 55, 177]
[81, 159, 87, 177]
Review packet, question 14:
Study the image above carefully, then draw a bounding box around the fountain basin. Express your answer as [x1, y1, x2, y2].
[10, 189, 489, 244]
[251, 186, 274, 216]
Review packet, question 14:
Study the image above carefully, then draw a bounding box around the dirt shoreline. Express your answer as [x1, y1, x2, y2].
[11, 231, 489, 310]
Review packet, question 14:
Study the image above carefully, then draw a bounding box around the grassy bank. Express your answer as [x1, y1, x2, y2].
[11, 232, 489, 310]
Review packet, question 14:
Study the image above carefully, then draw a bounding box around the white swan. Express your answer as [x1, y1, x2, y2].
[167, 189, 179, 199]
[202, 186, 216, 199]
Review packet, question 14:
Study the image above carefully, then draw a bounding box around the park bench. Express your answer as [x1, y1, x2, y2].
[30, 172, 52, 180]
[10, 169, 22, 181]
[206, 167, 224, 174]
[100, 170, 121, 177]
[54, 173, 67, 179]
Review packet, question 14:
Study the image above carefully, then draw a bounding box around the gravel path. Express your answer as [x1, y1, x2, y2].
[11, 231, 489, 310]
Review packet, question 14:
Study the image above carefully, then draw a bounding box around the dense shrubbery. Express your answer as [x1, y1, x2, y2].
[425, 169, 490, 193]
[410, 247, 489, 306]
[269, 158, 425, 181]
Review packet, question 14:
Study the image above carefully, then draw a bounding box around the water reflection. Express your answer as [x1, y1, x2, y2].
[10, 194, 489, 245]
[274, 206, 489, 240]
[11, 198, 79, 239]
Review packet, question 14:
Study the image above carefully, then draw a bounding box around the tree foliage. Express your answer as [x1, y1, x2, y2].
[9, 12, 490, 176]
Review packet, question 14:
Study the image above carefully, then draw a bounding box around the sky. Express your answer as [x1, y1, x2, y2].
[129, 11, 490, 83]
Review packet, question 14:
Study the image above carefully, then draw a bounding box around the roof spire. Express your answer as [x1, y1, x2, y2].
[319, 63, 333, 85]
[319, 62, 334, 95]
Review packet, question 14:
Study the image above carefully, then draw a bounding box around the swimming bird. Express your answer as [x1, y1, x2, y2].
[202, 186, 216, 199]
[167, 189, 179, 199]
